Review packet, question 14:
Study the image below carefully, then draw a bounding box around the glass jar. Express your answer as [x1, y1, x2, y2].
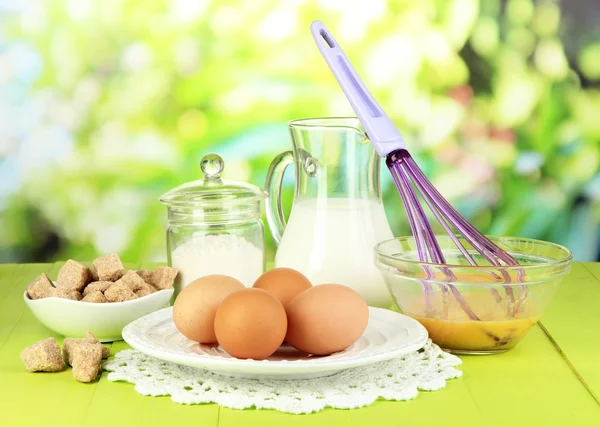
[159, 153, 267, 295]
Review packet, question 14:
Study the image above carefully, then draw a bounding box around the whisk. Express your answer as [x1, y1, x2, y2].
[310, 21, 521, 321]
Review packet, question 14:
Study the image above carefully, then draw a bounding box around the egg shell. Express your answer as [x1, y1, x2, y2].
[214, 288, 287, 360]
[252, 268, 312, 307]
[172, 275, 245, 343]
[285, 284, 369, 355]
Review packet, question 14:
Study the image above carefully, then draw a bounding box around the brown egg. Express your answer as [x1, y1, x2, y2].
[285, 284, 369, 355]
[172, 275, 245, 343]
[253, 268, 312, 307]
[214, 288, 287, 360]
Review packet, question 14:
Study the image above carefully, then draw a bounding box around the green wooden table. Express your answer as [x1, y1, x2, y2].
[1, 262, 599, 427]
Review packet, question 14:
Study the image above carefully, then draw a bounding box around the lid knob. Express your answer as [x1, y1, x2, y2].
[200, 153, 224, 180]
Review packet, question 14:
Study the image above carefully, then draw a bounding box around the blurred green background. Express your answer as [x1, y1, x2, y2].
[1, 0, 600, 263]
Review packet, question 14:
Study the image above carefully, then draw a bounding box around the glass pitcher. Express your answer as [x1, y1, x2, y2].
[265, 117, 394, 308]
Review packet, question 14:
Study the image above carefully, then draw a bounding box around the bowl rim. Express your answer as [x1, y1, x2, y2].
[374, 235, 573, 272]
[23, 287, 174, 307]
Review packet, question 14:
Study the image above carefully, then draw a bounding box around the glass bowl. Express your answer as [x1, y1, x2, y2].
[374, 236, 572, 355]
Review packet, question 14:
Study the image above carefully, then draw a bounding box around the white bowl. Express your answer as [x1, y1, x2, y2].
[24, 284, 174, 342]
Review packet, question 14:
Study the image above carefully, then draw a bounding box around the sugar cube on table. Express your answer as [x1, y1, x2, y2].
[71, 343, 103, 383]
[83, 332, 110, 358]
[20, 338, 64, 372]
[63, 332, 109, 365]
[62, 339, 78, 365]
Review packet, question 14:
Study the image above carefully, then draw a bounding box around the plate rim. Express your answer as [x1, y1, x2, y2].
[122, 306, 429, 374]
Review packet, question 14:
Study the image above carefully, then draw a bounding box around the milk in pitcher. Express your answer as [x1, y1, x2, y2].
[275, 198, 394, 307]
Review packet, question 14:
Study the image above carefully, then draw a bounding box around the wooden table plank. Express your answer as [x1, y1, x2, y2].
[218, 406, 354, 427]
[459, 326, 600, 425]
[348, 382, 483, 427]
[539, 262, 600, 404]
[0, 263, 598, 427]
[0, 263, 139, 427]
[0, 264, 25, 303]
[0, 263, 98, 426]
[0, 263, 20, 274]
[348, 326, 600, 427]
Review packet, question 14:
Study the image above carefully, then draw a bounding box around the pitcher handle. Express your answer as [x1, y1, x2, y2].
[265, 150, 294, 245]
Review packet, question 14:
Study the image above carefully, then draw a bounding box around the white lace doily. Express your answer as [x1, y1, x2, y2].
[104, 340, 462, 414]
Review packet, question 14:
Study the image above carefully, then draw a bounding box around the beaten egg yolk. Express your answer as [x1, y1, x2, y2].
[400, 273, 537, 352]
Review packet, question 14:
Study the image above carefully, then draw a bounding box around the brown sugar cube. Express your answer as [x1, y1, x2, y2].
[135, 288, 152, 298]
[92, 253, 125, 282]
[63, 333, 109, 365]
[82, 291, 108, 303]
[21, 337, 64, 372]
[51, 288, 82, 301]
[104, 282, 137, 302]
[71, 343, 103, 383]
[57, 260, 92, 292]
[26, 274, 55, 300]
[83, 332, 110, 359]
[135, 270, 153, 283]
[135, 282, 157, 298]
[124, 271, 156, 297]
[82, 281, 113, 297]
[90, 267, 99, 281]
[139, 281, 156, 293]
[151, 266, 178, 290]
[63, 338, 77, 365]
[116, 271, 148, 292]
[63, 336, 108, 365]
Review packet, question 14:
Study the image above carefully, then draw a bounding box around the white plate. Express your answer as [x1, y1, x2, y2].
[24, 283, 174, 342]
[122, 306, 429, 379]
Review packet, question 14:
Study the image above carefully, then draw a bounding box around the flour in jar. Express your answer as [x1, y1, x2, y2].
[171, 234, 264, 291]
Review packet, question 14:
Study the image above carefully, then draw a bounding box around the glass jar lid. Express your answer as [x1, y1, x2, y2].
[159, 153, 267, 208]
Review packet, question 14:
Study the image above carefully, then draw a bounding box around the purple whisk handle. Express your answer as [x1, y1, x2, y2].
[310, 20, 404, 157]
